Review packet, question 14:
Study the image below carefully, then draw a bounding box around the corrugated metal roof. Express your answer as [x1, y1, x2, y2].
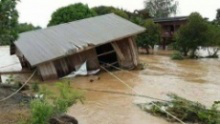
[15, 13, 145, 66]
[154, 16, 188, 23]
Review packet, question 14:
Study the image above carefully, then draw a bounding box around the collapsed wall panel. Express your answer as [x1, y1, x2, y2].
[111, 37, 138, 69]
[78, 48, 100, 70]
[38, 62, 58, 81]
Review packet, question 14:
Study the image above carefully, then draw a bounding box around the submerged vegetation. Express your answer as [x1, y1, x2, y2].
[175, 12, 220, 59]
[171, 51, 184, 60]
[138, 94, 220, 124]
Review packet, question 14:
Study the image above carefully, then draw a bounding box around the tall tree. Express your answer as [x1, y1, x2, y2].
[144, 0, 178, 18]
[215, 9, 220, 25]
[0, 0, 19, 45]
[48, 3, 97, 26]
[92, 6, 129, 19]
[216, 9, 220, 21]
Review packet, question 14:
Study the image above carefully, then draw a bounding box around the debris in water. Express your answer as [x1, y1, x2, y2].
[49, 114, 78, 124]
[137, 94, 220, 124]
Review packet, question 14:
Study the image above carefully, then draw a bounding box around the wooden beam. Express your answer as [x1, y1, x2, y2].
[97, 50, 115, 57]
[0, 75, 2, 83]
[128, 38, 139, 66]
[111, 42, 125, 60]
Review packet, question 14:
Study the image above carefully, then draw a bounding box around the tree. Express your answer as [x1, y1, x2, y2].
[133, 9, 151, 20]
[48, 3, 97, 26]
[175, 13, 209, 57]
[92, 6, 129, 19]
[212, 9, 220, 25]
[216, 9, 220, 22]
[137, 19, 161, 54]
[144, 0, 178, 18]
[17, 23, 41, 33]
[0, 0, 19, 45]
[206, 24, 220, 57]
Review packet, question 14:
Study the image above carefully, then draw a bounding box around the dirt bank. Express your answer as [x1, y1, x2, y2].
[0, 87, 30, 124]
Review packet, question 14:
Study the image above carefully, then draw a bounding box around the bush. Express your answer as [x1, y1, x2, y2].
[171, 52, 184, 60]
[23, 81, 84, 124]
[30, 100, 54, 124]
[31, 83, 40, 92]
[53, 82, 84, 115]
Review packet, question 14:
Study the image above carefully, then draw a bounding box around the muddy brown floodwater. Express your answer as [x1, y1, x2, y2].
[1, 46, 220, 124]
[68, 51, 220, 124]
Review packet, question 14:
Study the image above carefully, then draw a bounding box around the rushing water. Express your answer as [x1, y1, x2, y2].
[1, 46, 220, 124]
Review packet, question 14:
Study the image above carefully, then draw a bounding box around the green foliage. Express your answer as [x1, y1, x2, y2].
[92, 6, 129, 19]
[48, 3, 96, 26]
[31, 83, 40, 92]
[144, 0, 178, 18]
[215, 9, 220, 25]
[30, 100, 54, 124]
[205, 24, 220, 57]
[171, 51, 184, 60]
[138, 94, 220, 124]
[26, 81, 83, 124]
[17, 23, 41, 33]
[175, 12, 209, 57]
[0, 0, 19, 45]
[136, 19, 161, 54]
[53, 82, 84, 115]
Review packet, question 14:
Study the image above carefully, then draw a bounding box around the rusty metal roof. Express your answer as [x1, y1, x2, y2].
[15, 13, 145, 66]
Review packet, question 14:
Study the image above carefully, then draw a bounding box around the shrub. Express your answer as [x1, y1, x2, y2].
[30, 100, 54, 124]
[31, 83, 40, 92]
[53, 82, 84, 115]
[171, 52, 184, 60]
[24, 81, 84, 124]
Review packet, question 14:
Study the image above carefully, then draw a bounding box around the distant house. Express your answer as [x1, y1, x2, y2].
[154, 16, 188, 49]
[12, 14, 145, 81]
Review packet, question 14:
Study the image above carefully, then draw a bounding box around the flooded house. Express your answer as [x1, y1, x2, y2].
[154, 16, 188, 49]
[11, 14, 145, 81]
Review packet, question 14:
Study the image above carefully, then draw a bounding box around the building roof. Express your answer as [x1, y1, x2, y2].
[154, 16, 188, 23]
[15, 13, 145, 66]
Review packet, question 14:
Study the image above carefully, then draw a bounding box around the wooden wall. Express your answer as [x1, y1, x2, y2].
[38, 62, 58, 81]
[111, 37, 139, 69]
[35, 37, 139, 81]
[68, 48, 100, 70]
[38, 48, 100, 81]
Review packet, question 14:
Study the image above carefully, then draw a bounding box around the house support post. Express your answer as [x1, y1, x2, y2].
[0, 74, 2, 83]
